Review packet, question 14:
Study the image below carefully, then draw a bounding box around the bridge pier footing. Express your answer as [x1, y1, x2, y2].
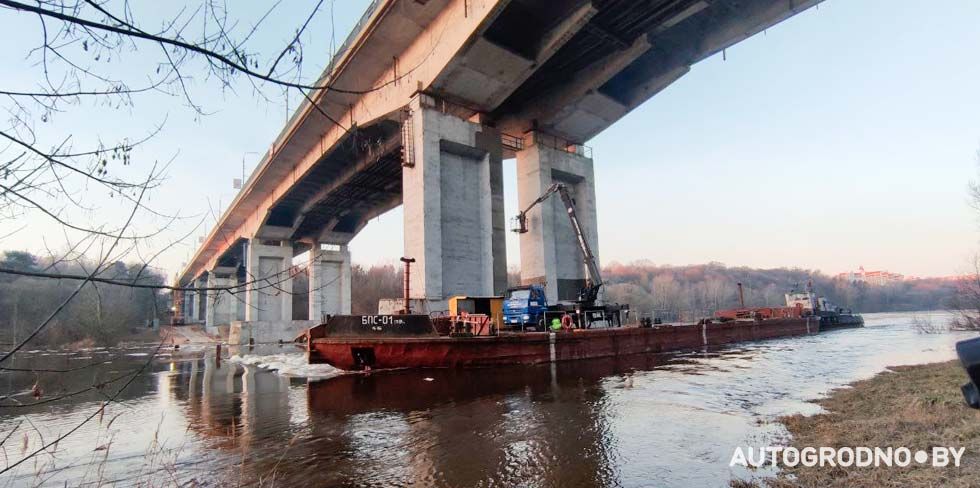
[516, 133, 600, 304]
[402, 94, 508, 304]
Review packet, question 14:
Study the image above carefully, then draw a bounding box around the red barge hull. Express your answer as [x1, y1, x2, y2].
[308, 316, 818, 371]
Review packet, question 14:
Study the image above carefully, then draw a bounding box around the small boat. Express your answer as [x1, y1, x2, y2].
[784, 281, 864, 331]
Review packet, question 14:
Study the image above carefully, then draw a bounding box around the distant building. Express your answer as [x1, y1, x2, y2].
[836, 266, 904, 286]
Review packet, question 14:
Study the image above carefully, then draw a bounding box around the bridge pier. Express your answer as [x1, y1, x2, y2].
[189, 274, 206, 324]
[306, 244, 352, 322]
[205, 268, 237, 334]
[179, 289, 192, 323]
[244, 240, 294, 323]
[516, 133, 600, 304]
[402, 95, 508, 305]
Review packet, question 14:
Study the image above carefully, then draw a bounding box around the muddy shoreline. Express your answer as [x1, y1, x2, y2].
[743, 360, 980, 487]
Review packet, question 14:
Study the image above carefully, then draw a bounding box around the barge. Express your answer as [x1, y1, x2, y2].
[307, 314, 818, 371]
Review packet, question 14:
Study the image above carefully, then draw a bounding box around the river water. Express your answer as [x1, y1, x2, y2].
[0, 311, 973, 487]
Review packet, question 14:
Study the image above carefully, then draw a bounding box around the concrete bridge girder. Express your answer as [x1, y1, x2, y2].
[496, 34, 652, 143]
[430, 1, 598, 111]
[489, 0, 823, 143]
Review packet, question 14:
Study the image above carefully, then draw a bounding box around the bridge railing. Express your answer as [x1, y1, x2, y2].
[526, 132, 593, 159]
[501, 133, 524, 152]
[323, 0, 385, 77]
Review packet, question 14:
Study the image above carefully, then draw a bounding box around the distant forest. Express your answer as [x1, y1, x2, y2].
[0, 249, 960, 347]
[0, 251, 167, 347]
[353, 260, 959, 320]
[600, 261, 958, 322]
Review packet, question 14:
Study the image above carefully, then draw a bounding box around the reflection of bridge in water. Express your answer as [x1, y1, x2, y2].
[166, 352, 677, 486]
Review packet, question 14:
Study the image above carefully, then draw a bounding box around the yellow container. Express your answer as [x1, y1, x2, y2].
[448, 296, 504, 331]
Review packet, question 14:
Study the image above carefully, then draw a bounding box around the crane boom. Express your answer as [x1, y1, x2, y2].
[513, 183, 603, 304]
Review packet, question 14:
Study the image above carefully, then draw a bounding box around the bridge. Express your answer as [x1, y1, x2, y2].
[175, 0, 821, 337]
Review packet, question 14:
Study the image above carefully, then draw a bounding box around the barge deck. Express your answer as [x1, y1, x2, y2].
[308, 316, 818, 371]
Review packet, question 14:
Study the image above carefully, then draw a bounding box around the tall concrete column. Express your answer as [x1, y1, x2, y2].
[307, 244, 352, 322]
[205, 268, 236, 332]
[244, 240, 294, 322]
[515, 133, 600, 304]
[197, 275, 209, 323]
[190, 275, 202, 324]
[402, 94, 506, 305]
[181, 289, 193, 322]
[234, 270, 246, 322]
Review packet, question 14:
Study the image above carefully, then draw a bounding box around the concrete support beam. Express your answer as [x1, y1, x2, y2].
[205, 268, 237, 333]
[244, 240, 294, 322]
[307, 244, 352, 322]
[516, 134, 600, 304]
[497, 35, 651, 142]
[402, 94, 507, 301]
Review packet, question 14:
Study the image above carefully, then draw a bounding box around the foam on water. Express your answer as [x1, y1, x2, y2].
[230, 352, 345, 379]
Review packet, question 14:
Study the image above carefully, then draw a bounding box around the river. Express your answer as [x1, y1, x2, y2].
[0, 311, 973, 487]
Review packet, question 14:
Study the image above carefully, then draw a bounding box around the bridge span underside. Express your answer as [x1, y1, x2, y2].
[176, 0, 821, 339]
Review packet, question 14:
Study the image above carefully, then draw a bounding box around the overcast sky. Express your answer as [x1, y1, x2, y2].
[1, 0, 978, 279]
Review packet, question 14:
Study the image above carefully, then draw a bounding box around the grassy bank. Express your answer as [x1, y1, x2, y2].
[747, 360, 980, 487]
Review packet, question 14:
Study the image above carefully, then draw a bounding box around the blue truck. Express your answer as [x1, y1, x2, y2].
[502, 283, 628, 330]
[503, 284, 549, 330]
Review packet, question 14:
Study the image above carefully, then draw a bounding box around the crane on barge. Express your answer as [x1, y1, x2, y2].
[512, 183, 603, 304]
[510, 183, 627, 328]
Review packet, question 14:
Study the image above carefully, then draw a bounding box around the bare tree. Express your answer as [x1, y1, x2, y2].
[950, 148, 980, 331]
[0, 0, 391, 475]
[0, 0, 381, 346]
[950, 255, 980, 331]
[651, 274, 685, 321]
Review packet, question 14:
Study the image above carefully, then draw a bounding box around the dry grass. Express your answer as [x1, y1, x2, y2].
[758, 360, 980, 487]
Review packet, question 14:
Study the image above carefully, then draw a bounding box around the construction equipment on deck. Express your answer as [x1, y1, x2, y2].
[509, 183, 628, 329]
[511, 182, 603, 304]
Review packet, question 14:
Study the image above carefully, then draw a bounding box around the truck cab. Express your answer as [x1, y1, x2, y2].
[503, 285, 548, 330]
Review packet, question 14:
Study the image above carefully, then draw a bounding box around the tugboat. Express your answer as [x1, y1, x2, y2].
[784, 281, 864, 331]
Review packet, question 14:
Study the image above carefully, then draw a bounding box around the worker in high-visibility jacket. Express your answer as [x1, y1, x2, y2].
[550, 317, 562, 331]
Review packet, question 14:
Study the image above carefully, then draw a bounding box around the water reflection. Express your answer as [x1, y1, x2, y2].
[0, 312, 972, 487]
[301, 357, 668, 487]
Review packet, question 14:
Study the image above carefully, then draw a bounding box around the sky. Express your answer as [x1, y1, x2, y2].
[0, 0, 978, 279]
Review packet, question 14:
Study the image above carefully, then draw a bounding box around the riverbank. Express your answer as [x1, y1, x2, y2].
[754, 360, 980, 487]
